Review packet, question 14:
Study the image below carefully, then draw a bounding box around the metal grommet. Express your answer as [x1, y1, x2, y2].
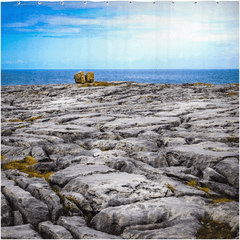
[216, 1, 219, 4]
[129, 1, 132, 3]
[38, 1, 41, 4]
[153, 1, 156, 4]
[194, 1, 197, 4]
[17, 1, 20, 4]
[84, 1, 87, 4]
[106, 1, 109, 4]
[172, 1, 174, 4]
[60, 1, 64, 4]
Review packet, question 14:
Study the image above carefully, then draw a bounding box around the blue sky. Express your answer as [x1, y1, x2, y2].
[1, 1, 239, 69]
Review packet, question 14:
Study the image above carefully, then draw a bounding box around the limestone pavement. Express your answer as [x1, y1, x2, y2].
[1, 81, 239, 239]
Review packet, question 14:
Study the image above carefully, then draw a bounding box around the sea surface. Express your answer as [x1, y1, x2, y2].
[1, 69, 239, 86]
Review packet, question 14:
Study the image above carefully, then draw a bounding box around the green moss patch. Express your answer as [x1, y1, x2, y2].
[196, 217, 236, 239]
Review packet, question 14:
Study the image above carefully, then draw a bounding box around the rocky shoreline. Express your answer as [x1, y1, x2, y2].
[1, 81, 239, 239]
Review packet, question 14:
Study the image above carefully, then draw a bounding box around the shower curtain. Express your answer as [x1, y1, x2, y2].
[1, 1, 239, 240]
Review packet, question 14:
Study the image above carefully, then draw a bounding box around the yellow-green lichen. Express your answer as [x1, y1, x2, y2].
[196, 217, 235, 239]
[193, 82, 213, 87]
[9, 119, 22, 122]
[199, 187, 210, 197]
[26, 116, 42, 122]
[186, 179, 198, 187]
[212, 196, 234, 204]
[225, 92, 239, 96]
[1, 154, 5, 162]
[16, 125, 26, 129]
[226, 137, 239, 143]
[78, 81, 117, 88]
[165, 183, 176, 192]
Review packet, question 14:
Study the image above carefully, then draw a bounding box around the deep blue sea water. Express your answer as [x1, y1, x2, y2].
[1, 69, 239, 86]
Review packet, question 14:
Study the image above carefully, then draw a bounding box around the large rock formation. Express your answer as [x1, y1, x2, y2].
[74, 71, 94, 84]
[1, 81, 239, 239]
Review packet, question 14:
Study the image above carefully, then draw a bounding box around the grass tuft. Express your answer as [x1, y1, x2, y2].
[1, 156, 53, 182]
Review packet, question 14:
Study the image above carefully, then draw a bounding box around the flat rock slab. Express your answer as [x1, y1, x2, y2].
[57, 216, 121, 239]
[1, 224, 42, 239]
[91, 197, 207, 235]
[62, 172, 170, 211]
[49, 164, 116, 187]
[39, 221, 74, 239]
[122, 217, 202, 239]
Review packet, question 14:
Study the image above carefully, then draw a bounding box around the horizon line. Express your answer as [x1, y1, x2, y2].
[2, 68, 239, 71]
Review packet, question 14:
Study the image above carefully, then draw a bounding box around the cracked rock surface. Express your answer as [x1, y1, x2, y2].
[1, 81, 239, 239]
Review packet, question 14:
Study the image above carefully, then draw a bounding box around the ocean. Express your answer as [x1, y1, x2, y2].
[1, 69, 239, 86]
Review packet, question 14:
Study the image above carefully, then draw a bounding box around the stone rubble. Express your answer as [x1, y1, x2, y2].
[1, 81, 239, 239]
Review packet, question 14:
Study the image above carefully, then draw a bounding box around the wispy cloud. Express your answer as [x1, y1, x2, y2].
[5, 60, 25, 64]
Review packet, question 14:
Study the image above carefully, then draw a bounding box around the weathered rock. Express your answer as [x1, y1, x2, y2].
[49, 164, 116, 187]
[1, 224, 42, 239]
[2, 185, 49, 227]
[57, 216, 121, 239]
[115, 138, 159, 152]
[214, 158, 239, 187]
[31, 146, 49, 162]
[74, 71, 85, 84]
[85, 72, 94, 83]
[122, 217, 202, 239]
[203, 166, 227, 183]
[11, 176, 63, 223]
[1, 193, 13, 226]
[12, 210, 24, 226]
[206, 201, 239, 233]
[131, 152, 169, 168]
[62, 172, 170, 211]
[91, 197, 207, 235]
[39, 221, 74, 239]
[60, 191, 92, 212]
[200, 179, 237, 197]
[63, 198, 83, 216]
[1, 82, 239, 238]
